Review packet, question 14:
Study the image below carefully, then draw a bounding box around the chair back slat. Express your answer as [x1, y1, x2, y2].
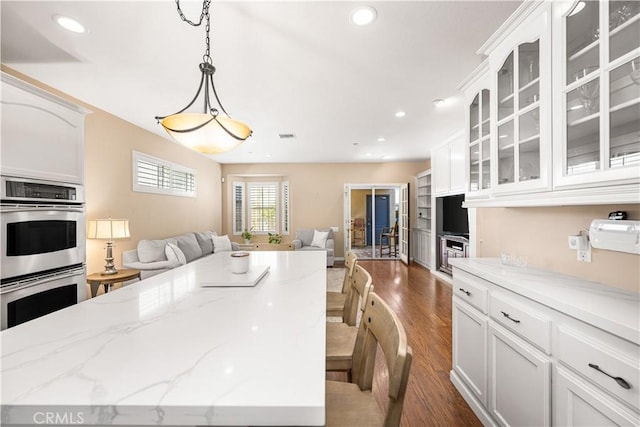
[351, 292, 413, 427]
[340, 250, 358, 293]
[342, 265, 372, 327]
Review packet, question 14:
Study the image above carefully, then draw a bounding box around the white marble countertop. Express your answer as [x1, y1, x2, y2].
[1, 251, 327, 426]
[450, 258, 640, 345]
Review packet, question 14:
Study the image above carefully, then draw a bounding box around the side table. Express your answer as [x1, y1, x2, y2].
[87, 268, 141, 298]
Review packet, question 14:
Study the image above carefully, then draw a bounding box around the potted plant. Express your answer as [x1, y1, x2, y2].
[268, 232, 282, 244]
[241, 227, 253, 244]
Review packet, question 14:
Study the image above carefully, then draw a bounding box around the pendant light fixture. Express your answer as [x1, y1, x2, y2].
[156, 0, 252, 154]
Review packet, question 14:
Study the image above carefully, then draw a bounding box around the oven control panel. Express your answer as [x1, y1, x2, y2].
[1, 176, 83, 202]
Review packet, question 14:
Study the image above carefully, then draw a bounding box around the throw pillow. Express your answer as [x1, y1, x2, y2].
[212, 235, 233, 253]
[165, 242, 187, 265]
[195, 231, 214, 254]
[310, 230, 329, 248]
[137, 239, 168, 263]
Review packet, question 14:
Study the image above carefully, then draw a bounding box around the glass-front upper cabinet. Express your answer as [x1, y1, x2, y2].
[553, 0, 640, 188]
[461, 61, 492, 198]
[490, 3, 552, 194]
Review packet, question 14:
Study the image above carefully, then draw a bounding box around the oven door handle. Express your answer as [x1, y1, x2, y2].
[0, 205, 84, 213]
[1, 266, 85, 294]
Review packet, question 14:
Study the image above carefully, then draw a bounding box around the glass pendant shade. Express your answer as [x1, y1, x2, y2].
[160, 113, 252, 154]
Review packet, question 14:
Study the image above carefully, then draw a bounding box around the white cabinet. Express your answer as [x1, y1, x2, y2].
[554, 366, 639, 426]
[452, 298, 488, 406]
[459, 1, 639, 207]
[488, 2, 552, 195]
[450, 259, 640, 427]
[433, 135, 465, 196]
[412, 228, 431, 269]
[1, 72, 88, 184]
[459, 61, 492, 199]
[488, 323, 551, 427]
[552, 0, 640, 190]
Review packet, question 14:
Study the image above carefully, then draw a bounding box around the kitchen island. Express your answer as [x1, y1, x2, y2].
[1, 250, 327, 426]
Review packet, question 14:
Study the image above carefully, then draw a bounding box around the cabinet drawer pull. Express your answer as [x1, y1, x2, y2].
[588, 363, 631, 390]
[458, 288, 471, 296]
[500, 311, 520, 323]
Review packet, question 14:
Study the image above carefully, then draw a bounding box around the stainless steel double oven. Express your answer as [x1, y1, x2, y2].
[1, 176, 86, 330]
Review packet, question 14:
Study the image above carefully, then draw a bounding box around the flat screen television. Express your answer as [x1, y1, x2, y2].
[442, 194, 469, 236]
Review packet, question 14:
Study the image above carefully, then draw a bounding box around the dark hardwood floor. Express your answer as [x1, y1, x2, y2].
[328, 260, 481, 427]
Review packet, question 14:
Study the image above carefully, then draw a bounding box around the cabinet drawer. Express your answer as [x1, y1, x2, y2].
[490, 292, 552, 354]
[557, 325, 640, 411]
[453, 270, 488, 314]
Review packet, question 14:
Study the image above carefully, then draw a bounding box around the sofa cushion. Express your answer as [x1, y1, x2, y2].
[174, 233, 203, 263]
[212, 235, 233, 253]
[165, 242, 187, 266]
[137, 239, 169, 263]
[311, 229, 329, 248]
[195, 231, 214, 254]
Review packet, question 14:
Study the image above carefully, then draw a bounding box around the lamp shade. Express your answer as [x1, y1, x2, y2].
[160, 114, 252, 154]
[87, 219, 130, 241]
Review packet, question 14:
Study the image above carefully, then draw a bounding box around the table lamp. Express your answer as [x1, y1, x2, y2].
[87, 218, 130, 275]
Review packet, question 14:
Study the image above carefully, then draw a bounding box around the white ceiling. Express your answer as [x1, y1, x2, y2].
[1, 1, 521, 164]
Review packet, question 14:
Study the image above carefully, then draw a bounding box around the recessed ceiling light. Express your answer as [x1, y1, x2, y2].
[350, 7, 377, 26]
[265, 154, 272, 158]
[433, 98, 446, 107]
[53, 15, 86, 33]
[395, 111, 406, 118]
[366, 152, 372, 157]
[377, 137, 386, 142]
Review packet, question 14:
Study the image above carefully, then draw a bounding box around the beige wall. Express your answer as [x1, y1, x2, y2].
[221, 162, 428, 257]
[477, 204, 640, 292]
[2, 66, 223, 275]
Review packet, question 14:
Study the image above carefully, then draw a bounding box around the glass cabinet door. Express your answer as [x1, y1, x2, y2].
[496, 40, 541, 187]
[468, 89, 491, 192]
[608, 1, 640, 169]
[562, 0, 639, 177]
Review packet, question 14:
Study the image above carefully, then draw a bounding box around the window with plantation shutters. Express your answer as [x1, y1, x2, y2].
[231, 178, 290, 236]
[232, 182, 246, 234]
[132, 151, 196, 197]
[248, 183, 278, 233]
[281, 181, 290, 235]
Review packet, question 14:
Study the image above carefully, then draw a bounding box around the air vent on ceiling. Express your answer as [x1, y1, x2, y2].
[278, 133, 296, 140]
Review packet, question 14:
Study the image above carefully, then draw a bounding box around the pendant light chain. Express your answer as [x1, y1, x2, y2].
[175, 0, 212, 64]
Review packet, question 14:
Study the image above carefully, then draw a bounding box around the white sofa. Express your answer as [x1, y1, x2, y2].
[123, 231, 239, 280]
[292, 228, 335, 267]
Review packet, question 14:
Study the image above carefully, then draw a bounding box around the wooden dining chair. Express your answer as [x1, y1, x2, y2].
[326, 292, 413, 427]
[326, 265, 373, 374]
[326, 250, 357, 318]
[379, 221, 398, 257]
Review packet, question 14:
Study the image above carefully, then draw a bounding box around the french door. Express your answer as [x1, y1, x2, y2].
[343, 183, 409, 264]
